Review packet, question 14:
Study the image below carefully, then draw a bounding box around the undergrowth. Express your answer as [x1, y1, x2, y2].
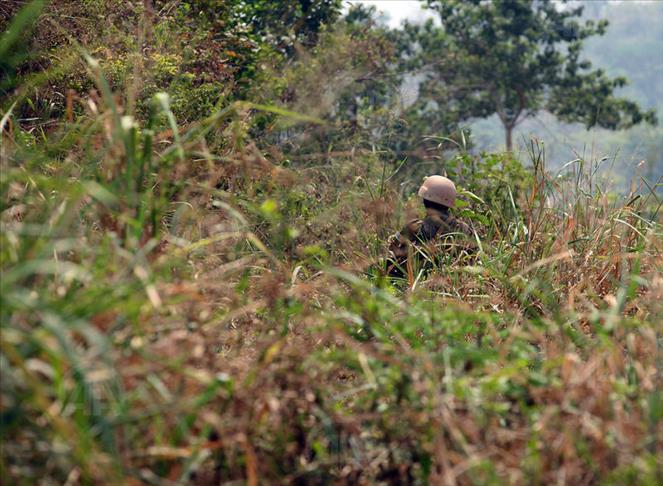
[1, 4, 662, 486]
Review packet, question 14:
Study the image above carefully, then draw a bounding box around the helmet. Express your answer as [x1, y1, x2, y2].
[418, 175, 456, 208]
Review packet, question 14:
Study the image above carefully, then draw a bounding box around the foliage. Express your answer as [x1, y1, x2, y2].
[252, 3, 402, 167]
[1, 3, 662, 485]
[2, 0, 342, 125]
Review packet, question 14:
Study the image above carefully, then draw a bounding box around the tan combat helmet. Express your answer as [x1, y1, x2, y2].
[418, 175, 457, 208]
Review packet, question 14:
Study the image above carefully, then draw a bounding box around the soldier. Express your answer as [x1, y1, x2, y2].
[386, 175, 474, 279]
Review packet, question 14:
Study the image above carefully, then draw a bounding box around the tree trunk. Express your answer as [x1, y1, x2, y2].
[505, 125, 513, 152]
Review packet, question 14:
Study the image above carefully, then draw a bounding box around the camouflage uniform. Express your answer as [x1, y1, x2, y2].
[386, 207, 474, 279]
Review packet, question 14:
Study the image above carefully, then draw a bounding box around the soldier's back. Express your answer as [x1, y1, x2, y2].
[386, 210, 474, 278]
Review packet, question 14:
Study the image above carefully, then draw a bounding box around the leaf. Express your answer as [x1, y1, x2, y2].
[0, 101, 17, 135]
[81, 181, 119, 208]
[0, 0, 45, 60]
[243, 102, 325, 125]
[260, 199, 279, 218]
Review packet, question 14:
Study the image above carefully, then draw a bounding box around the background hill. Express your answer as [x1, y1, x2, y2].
[455, 1, 662, 182]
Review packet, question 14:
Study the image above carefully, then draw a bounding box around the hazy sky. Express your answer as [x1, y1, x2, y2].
[347, 1, 431, 27]
[347, 0, 660, 28]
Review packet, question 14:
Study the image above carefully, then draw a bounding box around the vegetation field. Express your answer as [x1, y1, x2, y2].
[1, 1, 661, 484]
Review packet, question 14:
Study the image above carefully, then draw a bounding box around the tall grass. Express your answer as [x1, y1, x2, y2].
[2, 5, 662, 486]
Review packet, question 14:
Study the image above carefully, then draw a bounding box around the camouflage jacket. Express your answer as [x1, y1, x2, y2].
[387, 208, 474, 276]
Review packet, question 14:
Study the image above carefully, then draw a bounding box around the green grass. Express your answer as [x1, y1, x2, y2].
[1, 4, 662, 485]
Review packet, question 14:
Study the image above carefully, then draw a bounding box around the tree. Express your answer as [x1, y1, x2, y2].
[404, 0, 657, 151]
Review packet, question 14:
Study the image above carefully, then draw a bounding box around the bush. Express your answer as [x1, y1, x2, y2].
[2, 4, 661, 485]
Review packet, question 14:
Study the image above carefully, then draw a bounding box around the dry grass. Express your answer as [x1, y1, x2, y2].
[1, 5, 662, 483]
[2, 81, 662, 485]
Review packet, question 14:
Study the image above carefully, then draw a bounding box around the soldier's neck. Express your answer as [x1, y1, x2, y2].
[425, 206, 449, 218]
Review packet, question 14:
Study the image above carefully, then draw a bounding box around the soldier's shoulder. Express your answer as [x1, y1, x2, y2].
[440, 213, 473, 236]
[452, 216, 474, 236]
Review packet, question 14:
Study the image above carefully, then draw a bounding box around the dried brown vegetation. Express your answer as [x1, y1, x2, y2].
[2, 2, 662, 485]
[3, 82, 661, 484]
